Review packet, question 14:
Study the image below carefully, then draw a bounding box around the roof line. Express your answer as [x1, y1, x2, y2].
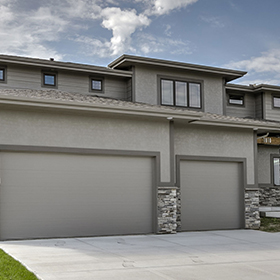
[108, 54, 247, 80]
[0, 54, 132, 77]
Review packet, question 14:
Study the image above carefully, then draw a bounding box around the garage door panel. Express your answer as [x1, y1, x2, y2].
[0, 152, 154, 240]
[180, 160, 244, 231]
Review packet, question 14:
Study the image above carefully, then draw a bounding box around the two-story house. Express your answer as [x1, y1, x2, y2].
[0, 54, 279, 240]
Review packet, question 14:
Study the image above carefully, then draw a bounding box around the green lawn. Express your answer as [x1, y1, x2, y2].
[260, 217, 280, 232]
[0, 249, 38, 280]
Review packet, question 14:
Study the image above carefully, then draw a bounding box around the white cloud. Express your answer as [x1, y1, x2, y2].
[101, 7, 150, 55]
[145, 0, 199, 16]
[226, 49, 280, 73]
[0, 0, 199, 59]
[226, 49, 280, 86]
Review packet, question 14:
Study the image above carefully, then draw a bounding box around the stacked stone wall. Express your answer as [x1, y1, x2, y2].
[259, 187, 280, 206]
[245, 190, 260, 229]
[157, 188, 177, 233]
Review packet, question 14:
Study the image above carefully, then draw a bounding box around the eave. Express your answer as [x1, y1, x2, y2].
[0, 93, 279, 133]
[0, 54, 132, 78]
[108, 54, 247, 82]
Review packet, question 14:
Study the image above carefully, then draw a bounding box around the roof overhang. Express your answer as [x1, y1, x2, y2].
[0, 92, 279, 133]
[226, 83, 280, 93]
[0, 54, 132, 78]
[108, 55, 247, 82]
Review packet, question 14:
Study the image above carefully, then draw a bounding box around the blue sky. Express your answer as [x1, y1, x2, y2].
[1, 0, 280, 85]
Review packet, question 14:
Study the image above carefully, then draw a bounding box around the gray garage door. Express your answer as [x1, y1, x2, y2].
[0, 152, 154, 240]
[180, 160, 244, 231]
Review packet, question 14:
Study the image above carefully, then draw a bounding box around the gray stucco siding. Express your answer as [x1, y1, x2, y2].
[0, 108, 171, 182]
[134, 65, 224, 115]
[174, 123, 255, 185]
[258, 145, 279, 185]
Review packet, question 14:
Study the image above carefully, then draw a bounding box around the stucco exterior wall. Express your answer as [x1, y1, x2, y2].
[134, 64, 224, 115]
[0, 108, 171, 182]
[258, 145, 279, 185]
[174, 123, 255, 185]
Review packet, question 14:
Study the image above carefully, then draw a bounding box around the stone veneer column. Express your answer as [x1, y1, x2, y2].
[245, 189, 260, 229]
[157, 188, 177, 233]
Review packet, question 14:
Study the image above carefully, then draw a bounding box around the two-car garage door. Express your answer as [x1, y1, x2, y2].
[0, 152, 154, 240]
[180, 159, 244, 231]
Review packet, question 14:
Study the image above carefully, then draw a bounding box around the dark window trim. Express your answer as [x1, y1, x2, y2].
[158, 75, 203, 110]
[89, 76, 104, 94]
[0, 65, 7, 84]
[272, 95, 280, 109]
[271, 154, 280, 187]
[228, 93, 245, 107]
[41, 71, 58, 88]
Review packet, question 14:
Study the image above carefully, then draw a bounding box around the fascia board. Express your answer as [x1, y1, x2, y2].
[109, 56, 247, 79]
[190, 119, 280, 131]
[0, 95, 203, 121]
[0, 57, 132, 78]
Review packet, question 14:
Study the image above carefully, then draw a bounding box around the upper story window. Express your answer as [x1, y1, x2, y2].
[0, 66, 7, 83]
[160, 78, 201, 108]
[273, 157, 280, 186]
[90, 77, 104, 93]
[42, 72, 57, 88]
[228, 94, 244, 106]
[273, 96, 280, 108]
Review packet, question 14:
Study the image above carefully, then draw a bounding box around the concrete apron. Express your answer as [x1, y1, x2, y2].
[1, 230, 280, 280]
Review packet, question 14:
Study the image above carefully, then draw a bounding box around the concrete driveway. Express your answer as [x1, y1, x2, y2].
[1, 230, 280, 280]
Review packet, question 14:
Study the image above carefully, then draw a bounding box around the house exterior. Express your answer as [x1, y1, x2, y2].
[0, 54, 279, 240]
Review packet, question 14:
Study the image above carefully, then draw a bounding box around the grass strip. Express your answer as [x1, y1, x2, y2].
[260, 217, 280, 232]
[0, 249, 38, 280]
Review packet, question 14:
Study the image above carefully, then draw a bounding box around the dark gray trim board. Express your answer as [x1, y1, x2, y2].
[0, 145, 161, 234]
[254, 131, 258, 187]
[169, 120, 175, 184]
[176, 155, 247, 187]
[271, 153, 280, 186]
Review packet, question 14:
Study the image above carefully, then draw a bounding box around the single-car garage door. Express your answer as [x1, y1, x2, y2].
[180, 159, 244, 231]
[0, 152, 154, 240]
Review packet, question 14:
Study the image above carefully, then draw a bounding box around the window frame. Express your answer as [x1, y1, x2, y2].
[42, 71, 58, 88]
[272, 95, 280, 109]
[228, 94, 245, 106]
[0, 65, 7, 83]
[159, 76, 203, 110]
[89, 76, 104, 94]
[272, 155, 280, 186]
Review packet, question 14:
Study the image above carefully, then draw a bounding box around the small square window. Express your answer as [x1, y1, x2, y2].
[273, 96, 280, 108]
[229, 95, 244, 105]
[91, 79, 102, 91]
[44, 74, 56, 86]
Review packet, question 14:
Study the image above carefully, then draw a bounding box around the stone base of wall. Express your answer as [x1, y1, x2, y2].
[157, 188, 260, 233]
[245, 190, 260, 229]
[259, 187, 280, 206]
[158, 188, 177, 234]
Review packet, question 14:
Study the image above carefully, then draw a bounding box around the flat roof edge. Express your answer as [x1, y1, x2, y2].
[108, 54, 247, 79]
